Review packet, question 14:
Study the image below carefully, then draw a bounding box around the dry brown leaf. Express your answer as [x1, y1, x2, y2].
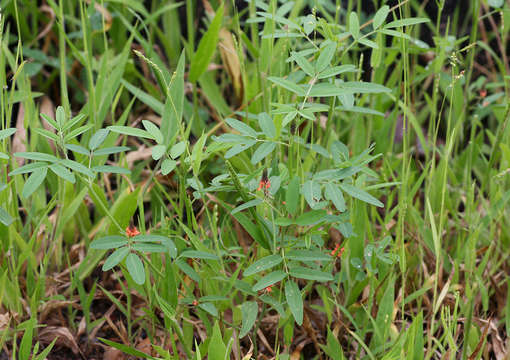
[12, 104, 26, 166]
[103, 347, 125, 360]
[219, 28, 244, 103]
[38, 299, 77, 324]
[126, 145, 152, 167]
[136, 337, 152, 356]
[38, 326, 81, 355]
[0, 313, 10, 331]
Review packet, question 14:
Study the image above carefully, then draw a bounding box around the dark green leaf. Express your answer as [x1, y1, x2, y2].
[126, 253, 145, 285]
[251, 142, 276, 164]
[295, 209, 328, 226]
[290, 266, 333, 282]
[340, 183, 383, 207]
[22, 167, 47, 198]
[252, 270, 287, 291]
[15, 152, 57, 162]
[88, 129, 109, 151]
[240, 301, 258, 337]
[285, 280, 303, 325]
[225, 118, 257, 138]
[93, 146, 130, 156]
[49, 163, 75, 183]
[102, 247, 129, 271]
[286, 176, 300, 216]
[90, 236, 128, 249]
[325, 183, 346, 212]
[244, 254, 283, 277]
[258, 113, 276, 139]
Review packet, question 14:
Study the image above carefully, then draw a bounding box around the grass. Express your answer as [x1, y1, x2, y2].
[0, 0, 509, 359]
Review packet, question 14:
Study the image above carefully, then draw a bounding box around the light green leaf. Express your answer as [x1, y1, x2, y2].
[208, 321, 228, 360]
[258, 113, 276, 139]
[189, 4, 224, 82]
[91, 165, 131, 175]
[285, 280, 303, 325]
[180, 250, 219, 260]
[199, 302, 218, 317]
[0, 207, 13, 226]
[93, 146, 130, 156]
[108, 125, 154, 140]
[295, 209, 328, 226]
[317, 65, 357, 79]
[251, 142, 276, 164]
[0, 128, 16, 141]
[244, 254, 283, 277]
[290, 51, 314, 76]
[61, 159, 94, 177]
[231, 198, 263, 215]
[90, 235, 128, 249]
[286, 249, 331, 262]
[170, 141, 187, 159]
[65, 144, 90, 156]
[252, 270, 287, 291]
[132, 243, 167, 253]
[268, 76, 306, 96]
[225, 118, 257, 138]
[325, 183, 346, 212]
[289, 266, 333, 282]
[49, 163, 76, 183]
[89, 129, 110, 151]
[340, 183, 383, 207]
[32, 128, 59, 142]
[349, 12, 360, 39]
[9, 162, 48, 176]
[286, 176, 300, 216]
[225, 140, 256, 159]
[240, 301, 258, 338]
[22, 167, 48, 198]
[384, 18, 429, 29]
[142, 120, 163, 144]
[373, 5, 389, 30]
[161, 159, 177, 175]
[126, 253, 145, 285]
[151, 144, 166, 160]
[15, 152, 57, 162]
[102, 247, 129, 271]
[64, 124, 94, 142]
[162, 51, 185, 145]
[316, 41, 336, 73]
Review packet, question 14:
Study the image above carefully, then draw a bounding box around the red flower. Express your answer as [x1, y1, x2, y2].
[125, 225, 140, 238]
[331, 244, 345, 258]
[264, 284, 274, 293]
[480, 89, 487, 98]
[257, 179, 271, 191]
[192, 300, 198, 306]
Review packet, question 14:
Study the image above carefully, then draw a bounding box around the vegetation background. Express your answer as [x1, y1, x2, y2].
[0, 0, 509, 359]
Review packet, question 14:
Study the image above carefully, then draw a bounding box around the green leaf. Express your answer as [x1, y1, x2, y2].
[0, 152, 8, 160]
[55, 106, 65, 127]
[49, 163, 76, 183]
[91, 165, 131, 175]
[317, 65, 357, 79]
[285, 280, 303, 325]
[325, 183, 346, 212]
[180, 250, 219, 260]
[161, 159, 177, 175]
[90, 235, 128, 249]
[341, 81, 391, 94]
[93, 146, 130, 156]
[358, 37, 379, 49]
[151, 144, 166, 160]
[15, 152, 57, 162]
[0, 128, 16, 140]
[162, 51, 185, 145]
[268, 76, 306, 96]
[191, 133, 208, 177]
[349, 12, 360, 39]
[108, 125, 155, 140]
[88, 129, 110, 151]
[65, 144, 90, 156]
[316, 41, 336, 73]
[258, 113, 276, 139]
[302, 179, 321, 207]
[61, 159, 94, 177]
[240, 301, 258, 338]
[286, 249, 331, 262]
[286, 176, 300, 216]
[488, 0, 504, 7]
[340, 183, 383, 207]
[289, 266, 333, 282]
[244, 254, 283, 277]
[102, 247, 129, 271]
[225, 118, 257, 138]
[40, 113, 58, 131]
[290, 51, 314, 76]
[0, 207, 13, 226]
[170, 141, 187, 159]
[132, 243, 167, 253]
[64, 124, 94, 142]
[231, 198, 263, 215]
[61, 113, 86, 132]
[189, 4, 224, 82]
[252, 270, 287, 291]
[373, 5, 389, 30]
[121, 79, 164, 115]
[295, 209, 328, 226]
[142, 120, 163, 144]
[251, 142, 276, 164]
[384, 18, 429, 29]
[225, 140, 256, 159]
[9, 162, 48, 176]
[32, 128, 59, 142]
[199, 302, 218, 317]
[126, 253, 145, 285]
[99, 338, 160, 360]
[208, 321, 228, 360]
[22, 167, 47, 198]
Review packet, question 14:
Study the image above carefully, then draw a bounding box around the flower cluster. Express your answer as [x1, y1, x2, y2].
[125, 225, 140, 238]
[331, 244, 345, 258]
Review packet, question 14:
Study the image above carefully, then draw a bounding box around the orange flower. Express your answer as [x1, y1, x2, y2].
[257, 179, 271, 191]
[264, 284, 274, 293]
[192, 300, 198, 306]
[331, 244, 345, 258]
[480, 89, 487, 98]
[125, 225, 140, 238]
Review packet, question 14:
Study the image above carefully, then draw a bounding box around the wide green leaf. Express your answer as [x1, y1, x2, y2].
[289, 266, 333, 282]
[225, 118, 257, 138]
[142, 120, 163, 144]
[189, 4, 224, 82]
[102, 247, 129, 271]
[252, 270, 287, 291]
[349, 12, 360, 39]
[325, 183, 346, 212]
[90, 235, 128, 249]
[208, 321, 228, 360]
[340, 183, 383, 207]
[316, 41, 336, 73]
[22, 167, 48, 198]
[88, 129, 110, 151]
[295, 209, 328, 226]
[373, 5, 389, 30]
[161, 159, 177, 175]
[244, 254, 283, 276]
[285, 280, 303, 325]
[240, 301, 259, 337]
[49, 163, 76, 183]
[251, 142, 276, 164]
[126, 253, 145, 285]
[258, 113, 276, 139]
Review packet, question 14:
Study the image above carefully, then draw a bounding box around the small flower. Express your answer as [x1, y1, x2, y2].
[192, 300, 198, 306]
[479, 89, 487, 98]
[257, 179, 271, 191]
[125, 225, 140, 238]
[331, 244, 345, 258]
[264, 284, 274, 293]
